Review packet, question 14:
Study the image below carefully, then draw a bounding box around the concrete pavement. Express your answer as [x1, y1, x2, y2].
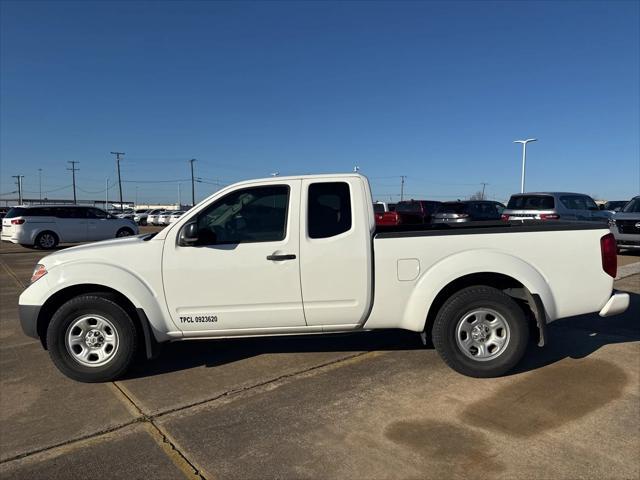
[1, 241, 638, 479]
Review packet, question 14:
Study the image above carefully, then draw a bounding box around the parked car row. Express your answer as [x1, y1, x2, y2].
[1, 205, 138, 249]
[375, 199, 505, 226]
[146, 210, 186, 226]
[373, 192, 639, 253]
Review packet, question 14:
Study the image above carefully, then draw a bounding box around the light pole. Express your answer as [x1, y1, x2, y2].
[513, 138, 537, 193]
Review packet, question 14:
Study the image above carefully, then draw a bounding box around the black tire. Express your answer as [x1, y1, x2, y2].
[46, 295, 138, 382]
[432, 286, 529, 378]
[34, 231, 59, 249]
[116, 227, 134, 238]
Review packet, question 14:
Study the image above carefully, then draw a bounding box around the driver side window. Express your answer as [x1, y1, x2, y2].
[196, 185, 289, 245]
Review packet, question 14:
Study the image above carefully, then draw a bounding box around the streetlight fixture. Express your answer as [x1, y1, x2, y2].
[513, 138, 537, 193]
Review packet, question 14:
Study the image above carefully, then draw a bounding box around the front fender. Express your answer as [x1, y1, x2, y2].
[401, 249, 557, 332]
[19, 261, 177, 341]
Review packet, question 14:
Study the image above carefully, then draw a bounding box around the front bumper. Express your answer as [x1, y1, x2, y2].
[19, 304, 41, 339]
[599, 292, 630, 317]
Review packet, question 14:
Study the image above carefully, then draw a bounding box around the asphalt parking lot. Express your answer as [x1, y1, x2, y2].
[0, 238, 638, 480]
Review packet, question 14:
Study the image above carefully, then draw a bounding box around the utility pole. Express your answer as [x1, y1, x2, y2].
[178, 183, 182, 207]
[67, 161, 79, 204]
[400, 175, 406, 201]
[12, 175, 24, 204]
[189, 158, 196, 206]
[480, 182, 489, 200]
[38, 168, 43, 202]
[105, 178, 109, 210]
[111, 152, 125, 211]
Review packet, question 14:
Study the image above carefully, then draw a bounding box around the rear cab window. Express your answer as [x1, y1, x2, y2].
[308, 182, 352, 238]
[507, 195, 555, 210]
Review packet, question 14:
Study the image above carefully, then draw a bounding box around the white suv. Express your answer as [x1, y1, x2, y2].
[1, 205, 139, 249]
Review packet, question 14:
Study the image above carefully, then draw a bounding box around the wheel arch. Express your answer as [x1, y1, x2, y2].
[36, 284, 160, 359]
[401, 250, 557, 343]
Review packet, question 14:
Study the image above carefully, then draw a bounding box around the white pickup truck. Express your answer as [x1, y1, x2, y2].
[18, 174, 628, 382]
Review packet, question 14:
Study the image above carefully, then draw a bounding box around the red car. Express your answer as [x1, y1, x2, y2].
[375, 200, 441, 226]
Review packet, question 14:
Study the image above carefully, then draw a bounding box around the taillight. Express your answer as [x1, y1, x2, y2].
[501, 214, 510, 221]
[11, 218, 25, 225]
[539, 214, 560, 220]
[600, 233, 617, 278]
[458, 214, 470, 218]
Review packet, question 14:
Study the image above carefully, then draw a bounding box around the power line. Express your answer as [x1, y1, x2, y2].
[67, 161, 79, 204]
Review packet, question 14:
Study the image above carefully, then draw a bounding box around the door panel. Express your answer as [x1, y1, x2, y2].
[162, 180, 306, 332]
[300, 178, 372, 326]
[54, 207, 87, 242]
[86, 208, 113, 240]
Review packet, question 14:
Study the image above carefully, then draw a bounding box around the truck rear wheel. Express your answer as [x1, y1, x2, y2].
[432, 286, 529, 377]
[46, 295, 138, 382]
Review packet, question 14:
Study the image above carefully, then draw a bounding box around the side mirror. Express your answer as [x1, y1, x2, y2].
[178, 222, 200, 246]
[598, 205, 605, 210]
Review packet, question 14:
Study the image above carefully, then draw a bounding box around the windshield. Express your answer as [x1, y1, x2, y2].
[507, 195, 555, 210]
[622, 198, 640, 213]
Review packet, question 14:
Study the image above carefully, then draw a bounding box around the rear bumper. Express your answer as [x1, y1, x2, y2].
[599, 292, 630, 317]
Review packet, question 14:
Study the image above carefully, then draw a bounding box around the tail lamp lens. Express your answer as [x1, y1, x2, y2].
[11, 218, 25, 225]
[540, 214, 560, 220]
[600, 233, 617, 278]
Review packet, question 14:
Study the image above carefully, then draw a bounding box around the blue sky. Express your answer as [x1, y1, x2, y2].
[1, 0, 638, 205]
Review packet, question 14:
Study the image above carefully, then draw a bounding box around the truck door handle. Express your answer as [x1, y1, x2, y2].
[266, 254, 296, 261]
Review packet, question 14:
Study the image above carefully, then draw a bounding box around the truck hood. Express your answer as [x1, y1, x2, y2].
[40, 234, 155, 267]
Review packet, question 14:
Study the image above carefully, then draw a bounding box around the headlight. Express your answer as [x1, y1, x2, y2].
[608, 218, 616, 228]
[30, 264, 47, 283]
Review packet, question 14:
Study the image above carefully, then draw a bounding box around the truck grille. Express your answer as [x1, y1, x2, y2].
[617, 220, 640, 234]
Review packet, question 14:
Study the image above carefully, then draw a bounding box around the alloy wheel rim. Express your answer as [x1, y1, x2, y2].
[40, 233, 55, 248]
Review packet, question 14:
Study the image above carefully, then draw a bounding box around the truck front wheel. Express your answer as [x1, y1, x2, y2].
[46, 295, 138, 382]
[432, 286, 529, 378]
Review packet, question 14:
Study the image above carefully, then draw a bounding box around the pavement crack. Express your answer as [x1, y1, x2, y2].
[0, 258, 25, 288]
[0, 421, 139, 465]
[153, 350, 375, 420]
[111, 382, 206, 480]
